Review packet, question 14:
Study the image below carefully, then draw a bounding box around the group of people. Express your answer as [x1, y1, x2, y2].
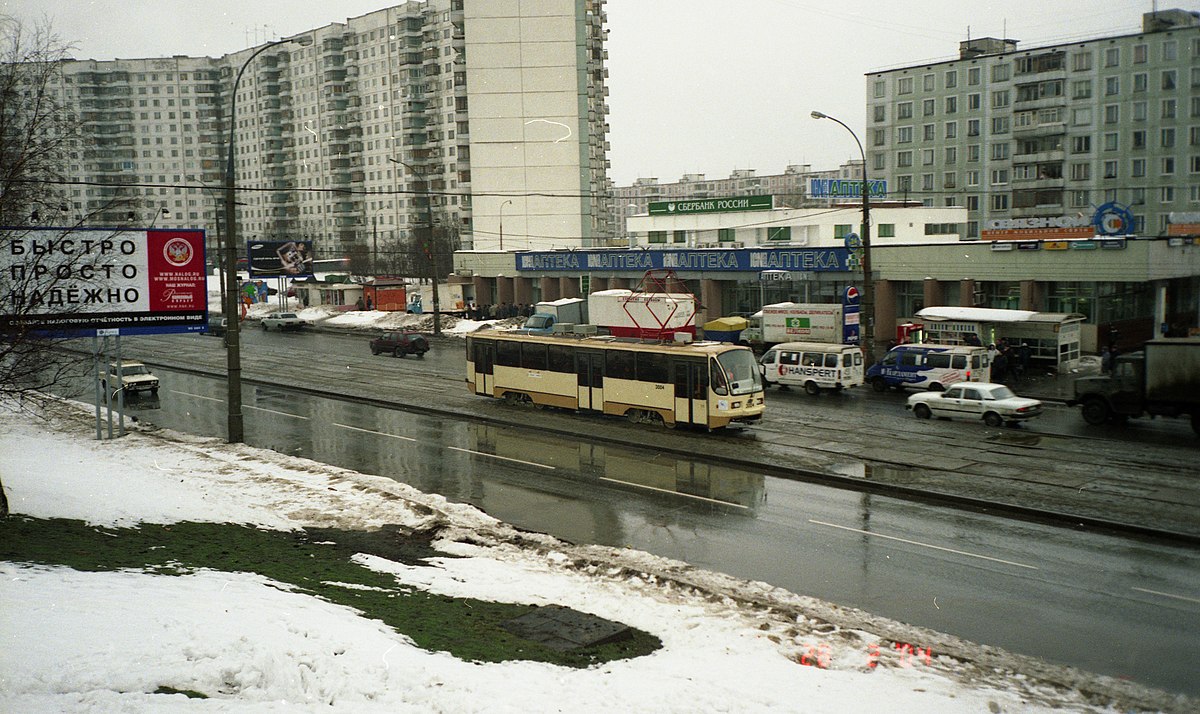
[465, 302, 537, 321]
[987, 339, 1031, 383]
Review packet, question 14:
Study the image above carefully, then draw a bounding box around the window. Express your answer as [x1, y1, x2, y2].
[992, 117, 1010, 134]
[767, 227, 790, 241]
[718, 228, 736, 242]
[1069, 163, 1090, 180]
[922, 149, 934, 165]
[1105, 76, 1120, 95]
[1133, 130, 1146, 150]
[1162, 186, 1175, 203]
[1072, 79, 1092, 99]
[967, 194, 980, 210]
[877, 223, 895, 237]
[605, 350, 635, 380]
[990, 169, 1009, 185]
[1162, 157, 1175, 175]
[968, 67, 981, 85]
[873, 153, 886, 171]
[967, 119, 980, 136]
[945, 96, 957, 114]
[1192, 156, 1200, 174]
[897, 102, 913, 119]
[945, 121, 957, 139]
[1104, 105, 1119, 124]
[992, 90, 1010, 108]
[993, 63, 1012, 81]
[1072, 52, 1092, 71]
[1104, 47, 1120, 67]
[898, 76, 913, 94]
[923, 73, 935, 91]
[1162, 70, 1177, 90]
[1193, 96, 1200, 118]
[1133, 101, 1147, 121]
[945, 146, 957, 164]
[968, 93, 981, 110]
[833, 224, 854, 238]
[1162, 99, 1176, 119]
[1131, 158, 1145, 177]
[1133, 73, 1147, 92]
[991, 142, 1010, 161]
[1134, 43, 1148, 63]
[1070, 190, 1090, 208]
[873, 105, 886, 122]
[945, 70, 957, 88]
[1162, 128, 1176, 149]
[991, 193, 1010, 209]
[873, 79, 885, 98]
[1071, 108, 1092, 126]
[1072, 136, 1092, 153]
[1104, 132, 1119, 151]
[968, 144, 980, 162]
[897, 126, 913, 143]
[647, 230, 666, 244]
[943, 172, 957, 189]
[923, 124, 935, 141]
[923, 98, 935, 116]
[1103, 160, 1118, 178]
[966, 170, 980, 186]
[872, 128, 886, 146]
[673, 230, 687, 243]
[897, 150, 913, 167]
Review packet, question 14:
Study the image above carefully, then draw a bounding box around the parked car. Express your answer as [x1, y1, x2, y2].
[260, 312, 309, 331]
[101, 360, 159, 395]
[206, 316, 228, 337]
[906, 382, 1042, 427]
[370, 331, 429, 358]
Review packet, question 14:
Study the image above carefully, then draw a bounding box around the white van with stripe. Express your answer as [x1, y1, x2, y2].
[758, 342, 864, 395]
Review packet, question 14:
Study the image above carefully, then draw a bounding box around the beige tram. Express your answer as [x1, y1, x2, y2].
[465, 331, 765, 429]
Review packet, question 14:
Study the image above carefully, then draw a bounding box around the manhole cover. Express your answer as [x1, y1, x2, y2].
[502, 605, 630, 651]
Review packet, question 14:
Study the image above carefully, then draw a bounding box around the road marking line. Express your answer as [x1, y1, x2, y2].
[601, 477, 750, 509]
[1131, 587, 1200, 605]
[807, 519, 1039, 570]
[446, 446, 555, 470]
[333, 423, 417, 442]
[171, 390, 222, 402]
[244, 405, 309, 420]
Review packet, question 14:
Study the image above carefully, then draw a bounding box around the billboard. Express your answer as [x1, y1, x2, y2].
[247, 240, 314, 277]
[1, 227, 207, 336]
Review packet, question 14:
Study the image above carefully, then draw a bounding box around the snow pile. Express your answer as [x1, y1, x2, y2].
[0, 399, 1183, 713]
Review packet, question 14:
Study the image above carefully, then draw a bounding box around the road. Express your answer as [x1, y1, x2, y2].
[56, 328, 1200, 696]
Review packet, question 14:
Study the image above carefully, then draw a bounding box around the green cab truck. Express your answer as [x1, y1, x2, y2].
[1068, 337, 1200, 436]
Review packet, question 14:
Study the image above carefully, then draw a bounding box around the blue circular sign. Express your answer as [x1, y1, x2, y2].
[1093, 202, 1134, 236]
[844, 232, 862, 250]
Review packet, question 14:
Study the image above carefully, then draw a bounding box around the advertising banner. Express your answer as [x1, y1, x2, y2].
[1, 227, 207, 336]
[517, 247, 850, 273]
[247, 240, 314, 277]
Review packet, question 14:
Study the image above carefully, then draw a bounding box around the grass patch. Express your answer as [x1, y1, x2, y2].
[0, 516, 660, 667]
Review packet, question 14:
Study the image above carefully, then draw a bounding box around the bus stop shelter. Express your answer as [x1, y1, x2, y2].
[914, 306, 1086, 371]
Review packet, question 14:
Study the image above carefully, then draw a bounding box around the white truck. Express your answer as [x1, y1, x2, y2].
[588, 289, 697, 339]
[523, 297, 588, 335]
[741, 302, 853, 350]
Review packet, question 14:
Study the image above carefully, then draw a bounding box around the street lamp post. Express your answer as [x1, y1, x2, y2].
[388, 156, 441, 336]
[223, 34, 311, 443]
[812, 110, 875, 365]
[499, 199, 512, 251]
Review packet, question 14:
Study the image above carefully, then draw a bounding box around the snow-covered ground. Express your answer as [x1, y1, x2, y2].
[1, 397, 1183, 713]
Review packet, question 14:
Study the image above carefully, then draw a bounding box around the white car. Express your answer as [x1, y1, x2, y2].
[260, 312, 309, 331]
[906, 382, 1042, 427]
[101, 360, 159, 395]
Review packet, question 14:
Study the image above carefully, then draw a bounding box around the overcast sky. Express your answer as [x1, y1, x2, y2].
[5, 0, 1188, 185]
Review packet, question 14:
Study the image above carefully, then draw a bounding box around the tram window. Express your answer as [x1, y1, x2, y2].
[521, 344, 548, 370]
[496, 340, 520, 367]
[710, 360, 728, 396]
[547, 345, 573, 373]
[606, 349, 635, 380]
[637, 352, 669, 383]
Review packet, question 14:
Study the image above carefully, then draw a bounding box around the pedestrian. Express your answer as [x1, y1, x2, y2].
[992, 349, 1008, 383]
[355, 297, 365, 311]
[366, 296, 373, 311]
[1100, 345, 1112, 373]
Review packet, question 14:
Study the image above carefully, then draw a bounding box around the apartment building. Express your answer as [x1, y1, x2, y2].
[55, 0, 609, 263]
[865, 8, 1200, 240]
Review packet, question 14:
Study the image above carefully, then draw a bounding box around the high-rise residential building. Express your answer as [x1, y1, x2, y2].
[53, 0, 609, 265]
[865, 8, 1200, 240]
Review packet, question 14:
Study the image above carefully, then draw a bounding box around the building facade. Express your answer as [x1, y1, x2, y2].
[52, 0, 609, 264]
[865, 8, 1200, 240]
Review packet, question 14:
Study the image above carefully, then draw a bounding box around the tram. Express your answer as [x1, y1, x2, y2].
[465, 331, 765, 429]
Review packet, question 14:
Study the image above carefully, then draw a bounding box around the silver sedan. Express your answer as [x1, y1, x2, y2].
[906, 382, 1043, 427]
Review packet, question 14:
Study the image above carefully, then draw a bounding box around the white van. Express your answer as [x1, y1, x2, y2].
[759, 342, 864, 395]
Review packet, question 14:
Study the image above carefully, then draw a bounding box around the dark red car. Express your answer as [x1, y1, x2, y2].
[369, 331, 429, 358]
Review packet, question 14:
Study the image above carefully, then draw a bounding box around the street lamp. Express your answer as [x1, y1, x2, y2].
[811, 110, 875, 364]
[499, 199, 513, 251]
[388, 156, 441, 336]
[223, 34, 312, 443]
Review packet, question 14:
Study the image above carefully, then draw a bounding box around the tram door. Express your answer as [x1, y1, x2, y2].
[672, 359, 709, 427]
[472, 340, 495, 395]
[576, 350, 604, 411]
